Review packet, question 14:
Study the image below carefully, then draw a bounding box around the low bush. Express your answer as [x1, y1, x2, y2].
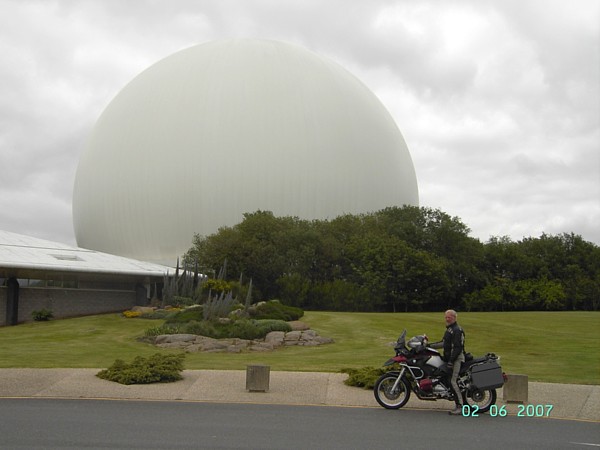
[31, 309, 53, 321]
[164, 306, 204, 324]
[139, 309, 172, 320]
[172, 296, 197, 308]
[341, 366, 387, 389]
[145, 318, 291, 340]
[122, 310, 141, 318]
[250, 301, 304, 321]
[96, 353, 185, 385]
[144, 324, 184, 337]
[255, 319, 292, 334]
[181, 320, 218, 337]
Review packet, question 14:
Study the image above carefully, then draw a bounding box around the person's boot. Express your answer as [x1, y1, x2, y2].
[449, 404, 463, 415]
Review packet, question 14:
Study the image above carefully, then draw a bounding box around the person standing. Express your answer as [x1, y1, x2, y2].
[430, 309, 465, 415]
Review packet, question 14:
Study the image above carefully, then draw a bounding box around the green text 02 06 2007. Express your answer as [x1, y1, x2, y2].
[462, 404, 554, 417]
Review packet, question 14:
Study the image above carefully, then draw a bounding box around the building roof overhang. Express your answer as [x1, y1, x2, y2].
[0, 230, 174, 280]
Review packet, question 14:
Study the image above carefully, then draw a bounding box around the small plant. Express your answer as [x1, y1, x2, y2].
[164, 306, 204, 324]
[172, 296, 196, 307]
[203, 291, 237, 321]
[122, 310, 142, 318]
[341, 366, 388, 389]
[144, 324, 184, 337]
[139, 309, 173, 320]
[202, 278, 232, 294]
[96, 353, 185, 385]
[31, 309, 53, 321]
[250, 300, 304, 321]
[255, 319, 292, 334]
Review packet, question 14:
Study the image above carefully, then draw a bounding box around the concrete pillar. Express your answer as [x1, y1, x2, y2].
[246, 365, 270, 392]
[503, 374, 528, 403]
[6, 277, 19, 326]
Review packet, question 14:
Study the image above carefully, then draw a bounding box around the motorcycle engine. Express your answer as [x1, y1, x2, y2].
[433, 384, 448, 394]
[418, 379, 433, 392]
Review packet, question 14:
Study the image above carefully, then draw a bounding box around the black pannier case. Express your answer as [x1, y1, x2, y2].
[470, 359, 504, 390]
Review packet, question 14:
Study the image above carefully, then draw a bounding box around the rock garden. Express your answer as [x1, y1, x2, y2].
[125, 299, 333, 354]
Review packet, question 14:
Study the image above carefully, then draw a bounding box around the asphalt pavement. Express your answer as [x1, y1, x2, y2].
[0, 369, 597, 422]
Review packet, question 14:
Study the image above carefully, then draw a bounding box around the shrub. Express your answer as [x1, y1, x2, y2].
[222, 319, 291, 340]
[203, 291, 237, 321]
[122, 310, 142, 318]
[255, 319, 292, 335]
[144, 324, 184, 337]
[226, 319, 263, 340]
[172, 296, 196, 308]
[164, 306, 204, 324]
[250, 300, 304, 321]
[202, 278, 232, 294]
[139, 309, 172, 320]
[97, 353, 185, 385]
[182, 320, 218, 337]
[341, 366, 388, 389]
[31, 309, 53, 321]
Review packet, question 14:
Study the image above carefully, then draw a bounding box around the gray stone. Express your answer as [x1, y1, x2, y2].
[288, 321, 310, 331]
[301, 330, 318, 340]
[265, 331, 285, 347]
[154, 334, 197, 344]
[227, 345, 244, 353]
[299, 341, 320, 346]
[284, 331, 302, 341]
[315, 336, 334, 344]
[185, 344, 202, 352]
[200, 340, 229, 351]
[249, 345, 271, 352]
[155, 342, 189, 349]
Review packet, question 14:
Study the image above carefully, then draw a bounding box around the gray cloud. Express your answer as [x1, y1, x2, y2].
[0, 0, 598, 246]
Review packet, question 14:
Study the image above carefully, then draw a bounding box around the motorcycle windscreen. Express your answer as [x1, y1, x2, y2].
[470, 360, 504, 390]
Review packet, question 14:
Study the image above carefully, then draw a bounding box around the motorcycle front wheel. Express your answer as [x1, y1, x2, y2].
[463, 388, 497, 413]
[373, 373, 411, 409]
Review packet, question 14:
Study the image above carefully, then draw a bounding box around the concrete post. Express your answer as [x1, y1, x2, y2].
[246, 365, 270, 392]
[503, 374, 528, 403]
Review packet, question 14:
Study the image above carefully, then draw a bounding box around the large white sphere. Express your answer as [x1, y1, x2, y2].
[73, 39, 418, 265]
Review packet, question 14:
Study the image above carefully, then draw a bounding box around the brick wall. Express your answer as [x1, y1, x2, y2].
[0, 286, 137, 326]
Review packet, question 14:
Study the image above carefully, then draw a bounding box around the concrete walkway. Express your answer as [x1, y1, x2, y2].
[0, 369, 597, 422]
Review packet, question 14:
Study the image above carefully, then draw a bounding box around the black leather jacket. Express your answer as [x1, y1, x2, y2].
[432, 322, 465, 363]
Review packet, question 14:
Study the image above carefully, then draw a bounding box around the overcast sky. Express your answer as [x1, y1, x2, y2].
[1, 0, 598, 248]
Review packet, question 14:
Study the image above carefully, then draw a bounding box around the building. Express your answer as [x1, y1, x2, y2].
[73, 39, 419, 265]
[0, 230, 172, 326]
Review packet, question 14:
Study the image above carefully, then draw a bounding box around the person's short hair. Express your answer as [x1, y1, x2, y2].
[445, 309, 457, 318]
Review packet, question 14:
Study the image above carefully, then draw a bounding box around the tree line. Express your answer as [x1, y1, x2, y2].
[183, 207, 599, 312]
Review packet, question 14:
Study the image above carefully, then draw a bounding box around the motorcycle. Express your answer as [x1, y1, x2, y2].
[373, 330, 505, 413]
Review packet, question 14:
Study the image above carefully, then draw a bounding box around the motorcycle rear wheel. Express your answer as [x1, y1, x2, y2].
[373, 373, 411, 409]
[463, 388, 496, 413]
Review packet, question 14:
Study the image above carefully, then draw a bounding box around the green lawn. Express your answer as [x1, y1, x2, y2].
[0, 311, 598, 385]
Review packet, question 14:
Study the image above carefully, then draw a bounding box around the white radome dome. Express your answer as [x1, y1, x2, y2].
[73, 39, 418, 265]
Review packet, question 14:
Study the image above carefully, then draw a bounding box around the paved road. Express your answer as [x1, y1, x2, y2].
[0, 398, 598, 449]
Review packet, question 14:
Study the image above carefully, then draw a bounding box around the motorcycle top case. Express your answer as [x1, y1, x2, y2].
[470, 359, 504, 390]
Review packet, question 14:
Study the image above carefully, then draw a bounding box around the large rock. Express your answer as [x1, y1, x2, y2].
[264, 331, 286, 347]
[284, 331, 302, 342]
[131, 306, 155, 314]
[151, 329, 334, 352]
[154, 334, 197, 344]
[288, 321, 310, 331]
